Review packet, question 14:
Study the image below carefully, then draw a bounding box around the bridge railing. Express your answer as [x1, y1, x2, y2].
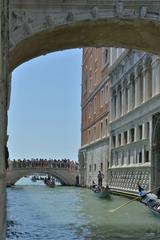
[8, 159, 79, 172]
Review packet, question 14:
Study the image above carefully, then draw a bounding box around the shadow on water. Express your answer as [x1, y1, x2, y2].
[6, 178, 160, 240]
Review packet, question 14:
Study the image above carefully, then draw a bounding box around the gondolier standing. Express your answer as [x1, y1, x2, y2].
[97, 171, 104, 187]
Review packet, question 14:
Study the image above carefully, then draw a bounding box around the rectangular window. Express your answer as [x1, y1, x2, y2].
[100, 122, 103, 138]
[88, 103, 91, 119]
[145, 150, 149, 162]
[89, 54, 92, 70]
[93, 125, 96, 141]
[105, 84, 109, 103]
[127, 152, 130, 165]
[146, 122, 150, 139]
[83, 69, 88, 95]
[130, 128, 134, 142]
[89, 78, 92, 92]
[94, 71, 97, 86]
[88, 129, 91, 143]
[102, 48, 108, 66]
[138, 125, 142, 140]
[94, 48, 98, 61]
[89, 164, 92, 172]
[112, 135, 116, 148]
[94, 164, 96, 171]
[100, 89, 104, 107]
[105, 119, 108, 136]
[100, 162, 103, 171]
[124, 131, 128, 144]
[139, 152, 142, 163]
[118, 134, 121, 146]
[94, 96, 96, 114]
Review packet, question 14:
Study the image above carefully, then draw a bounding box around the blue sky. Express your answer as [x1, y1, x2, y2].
[8, 49, 82, 161]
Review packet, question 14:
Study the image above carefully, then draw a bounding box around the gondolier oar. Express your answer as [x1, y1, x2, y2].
[109, 186, 160, 213]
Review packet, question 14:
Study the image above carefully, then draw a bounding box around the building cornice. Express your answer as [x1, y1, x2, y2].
[80, 136, 109, 151]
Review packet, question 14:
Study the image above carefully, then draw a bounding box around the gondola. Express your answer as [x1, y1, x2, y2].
[138, 184, 160, 217]
[141, 196, 160, 217]
[46, 178, 55, 188]
[31, 176, 37, 182]
[91, 186, 110, 198]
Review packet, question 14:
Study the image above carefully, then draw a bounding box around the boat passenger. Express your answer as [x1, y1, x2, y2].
[137, 183, 156, 207]
[91, 181, 98, 192]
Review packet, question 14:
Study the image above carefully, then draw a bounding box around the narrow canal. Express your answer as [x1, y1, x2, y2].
[7, 178, 160, 240]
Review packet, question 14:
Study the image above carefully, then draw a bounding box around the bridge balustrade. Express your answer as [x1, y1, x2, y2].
[8, 160, 79, 172]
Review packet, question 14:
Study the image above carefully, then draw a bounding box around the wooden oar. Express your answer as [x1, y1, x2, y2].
[108, 196, 139, 213]
[108, 186, 160, 213]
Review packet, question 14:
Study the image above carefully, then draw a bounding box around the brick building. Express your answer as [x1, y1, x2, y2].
[79, 47, 110, 187]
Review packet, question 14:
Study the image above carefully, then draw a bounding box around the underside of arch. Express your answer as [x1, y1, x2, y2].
[9, 18, 160, 71]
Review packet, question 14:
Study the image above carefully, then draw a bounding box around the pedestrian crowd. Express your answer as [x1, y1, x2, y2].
[9, 158, 79, 171]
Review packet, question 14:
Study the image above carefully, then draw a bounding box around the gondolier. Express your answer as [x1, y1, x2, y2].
[97, 171, 104, 187]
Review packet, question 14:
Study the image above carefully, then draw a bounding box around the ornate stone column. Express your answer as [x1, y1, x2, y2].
[134, 68, 139, 107]
[121, 85, 125, 115]
[142, 57, 148, 102]
[0, 0, 9, 239]
[127, 77, 132, 111]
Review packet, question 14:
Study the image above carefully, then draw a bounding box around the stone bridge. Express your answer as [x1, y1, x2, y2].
[6, 160, 79, 186]
[9, 0, 160, 71]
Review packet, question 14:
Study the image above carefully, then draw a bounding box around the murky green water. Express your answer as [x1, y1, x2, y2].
[7, 178, 160, 239]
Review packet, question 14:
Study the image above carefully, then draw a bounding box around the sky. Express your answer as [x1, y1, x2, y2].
[8, 49, 82, 161]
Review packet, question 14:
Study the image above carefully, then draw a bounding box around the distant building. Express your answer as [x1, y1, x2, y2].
[79, 47, 160, 193]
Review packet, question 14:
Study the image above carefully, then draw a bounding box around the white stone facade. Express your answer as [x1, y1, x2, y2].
[109, 49, 160, 193]
[82, 139, 109, 187]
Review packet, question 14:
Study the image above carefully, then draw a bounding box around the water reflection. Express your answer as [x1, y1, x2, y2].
[7, 178, 160, 239]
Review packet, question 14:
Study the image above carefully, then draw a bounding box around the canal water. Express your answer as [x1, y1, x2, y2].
[7, 178, 160, 240]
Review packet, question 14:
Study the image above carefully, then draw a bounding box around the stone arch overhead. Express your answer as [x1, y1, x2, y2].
[9, 0, 160, 71]
[6, 168, 77, 186]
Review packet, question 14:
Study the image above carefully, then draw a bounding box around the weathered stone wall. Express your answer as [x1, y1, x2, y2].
[0, 0, 9, 239]
[81, 139, 109, 187]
